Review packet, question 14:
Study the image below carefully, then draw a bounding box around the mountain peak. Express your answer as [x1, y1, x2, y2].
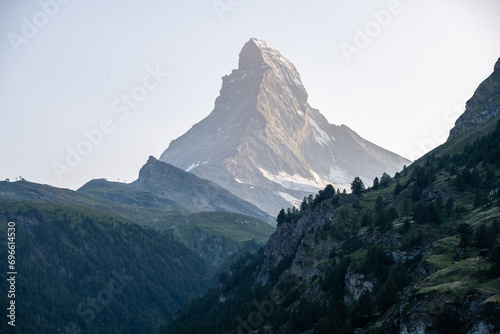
[238, 38, 279, 70]
[147, 155, 158, 164]
[495, 57, 500, 71]
[238, 38, 307, 103]
[161, 39, 410, 214]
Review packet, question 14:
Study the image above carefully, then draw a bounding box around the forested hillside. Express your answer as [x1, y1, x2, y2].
[161, 118, 500, 334]
[0, 160, 274, 333]
[0, 201, 214, 333]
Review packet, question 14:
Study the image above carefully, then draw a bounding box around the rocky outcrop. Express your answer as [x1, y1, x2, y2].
[160, 38, 410, 215]
[448, 57, 500, 140]
[344, 271, 374, 307]
[256, 203, 336, 285]
[398, 289, 499, 334]
[192, 227, 225, 267]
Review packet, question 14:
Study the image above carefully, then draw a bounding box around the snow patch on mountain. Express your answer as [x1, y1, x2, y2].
[327, 167, 352, 187]
[275, 191, 301, 208]
[235, 178, 246, 184]
[186, 163, 200, 172]
[309, 118, 331, 147]
[259, 167, 325, 192]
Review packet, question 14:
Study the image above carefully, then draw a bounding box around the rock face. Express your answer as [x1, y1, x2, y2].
[448, 57, 500, 140]
[131, 156, 272, 223]
[160, 38, 410, 215]
[256, 204, 336, 286]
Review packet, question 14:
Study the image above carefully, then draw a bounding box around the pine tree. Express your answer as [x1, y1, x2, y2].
[456, 173, 465, 192]
[276, 209, 286, 225]
[393, 182, 403, 196]
[379, 278, 398, 311]
[375, 196, 385, 213]
[380, 173, 392, 188]
[351, 177, 365, 196]
[474, 225, 496, 249]
[301, 197, 308, 211]
[361, 212, 373, 227]
[488, 246, 500, 277]
[376, 210, 392, 232]
[445, 197, 454, 216]
[457, 223, 473, 251]
[402, 198, 411, 216]
[351, 291, 374, 328]
[313, 317, 332, 334]
[388, 208, 399, 220]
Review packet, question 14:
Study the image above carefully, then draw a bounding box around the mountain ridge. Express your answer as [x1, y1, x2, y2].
[76, 156, 273, 224]
[448, 57, 500, 140]
[1, 176, 275, 270]
[130, 156, 273, 223]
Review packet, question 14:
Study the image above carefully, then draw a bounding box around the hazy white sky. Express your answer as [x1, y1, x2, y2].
[1, 0, 500, 190]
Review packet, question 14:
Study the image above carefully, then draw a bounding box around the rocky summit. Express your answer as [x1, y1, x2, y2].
[160, 38, 410, 215]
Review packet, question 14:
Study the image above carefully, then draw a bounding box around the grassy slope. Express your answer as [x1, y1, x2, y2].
[430, 114, 500, 158]
[0, 181, 275, 252]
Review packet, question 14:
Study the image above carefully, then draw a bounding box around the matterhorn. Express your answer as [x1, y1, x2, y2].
[161, 38, 410, 215]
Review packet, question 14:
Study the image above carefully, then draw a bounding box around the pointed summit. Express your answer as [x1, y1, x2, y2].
[238, 38, 307, 102]
[160, 39, 410, 215]
[238, 38, 270, 70]
[239, 38, 297, 73]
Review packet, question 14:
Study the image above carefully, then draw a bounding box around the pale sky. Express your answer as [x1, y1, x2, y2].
[1, 0, 500, 190]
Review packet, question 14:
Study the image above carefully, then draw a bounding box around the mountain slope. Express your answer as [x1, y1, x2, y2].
[160, 38, 410, 215]
[422, 58, 500, 159]
[128, 156, 272, 223]
[160, 57, 500, 334]
[162, 121, 500, 334]
[448, 57, 500, 140]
